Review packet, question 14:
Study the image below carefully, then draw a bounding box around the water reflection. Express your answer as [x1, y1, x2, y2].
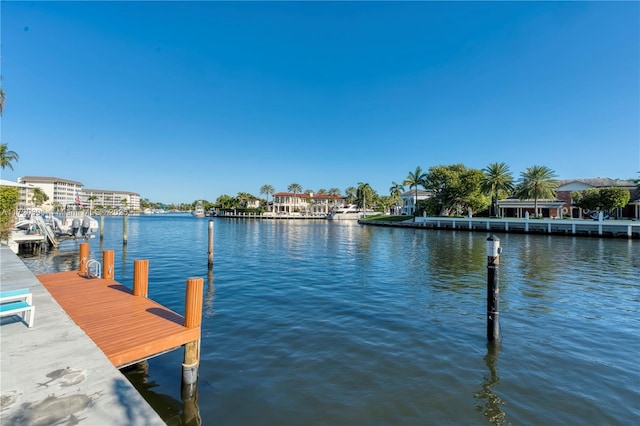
[474, 342, 507, 425]
[204, 270, 215, 318]
[122, 361, 201, 426]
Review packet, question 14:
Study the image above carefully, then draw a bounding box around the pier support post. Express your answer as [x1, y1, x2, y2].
[123, 213, 128, 246]
[486, 235, 501, 342]
[182, 277, 204, 400]
[133, 259, 149, 297]
[103, 250, 115, 280]
[100, 214, 105, 240]
[208, 220, 214, 270]
[79, 242, 89, 274]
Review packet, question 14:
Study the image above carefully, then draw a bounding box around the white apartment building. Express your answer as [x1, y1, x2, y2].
[18, 176, 84, 210]
[82, 189, 141, 212]
[15, 176, 140, 212]
[0, 179, 37, 211]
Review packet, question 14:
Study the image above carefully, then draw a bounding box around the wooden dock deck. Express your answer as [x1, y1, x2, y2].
[37, 271, 200, 368]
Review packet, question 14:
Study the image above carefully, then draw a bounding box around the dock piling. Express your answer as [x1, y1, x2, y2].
[486, 235, 501, 342]
[103, 250, 115, 280]
[133, 259, 149, 297]
[182, 277, 204, 399]
[123, 213, 128, 246]
[79, 242, 89, 273]
[100, 214, 105, 240]
[208, 220, 214, 270]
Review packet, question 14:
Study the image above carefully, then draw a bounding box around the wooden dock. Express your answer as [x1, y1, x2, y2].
[37, 271, 200, 368]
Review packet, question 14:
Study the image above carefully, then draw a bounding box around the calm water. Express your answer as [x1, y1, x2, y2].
[22, 215, 640, 425]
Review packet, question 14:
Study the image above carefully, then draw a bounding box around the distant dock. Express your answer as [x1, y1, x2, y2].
[360, 216, 640, 239]
[215, 212, 327, 220]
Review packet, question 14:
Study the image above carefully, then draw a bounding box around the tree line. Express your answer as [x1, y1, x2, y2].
[0, 141, 637, 221]
[192, 163, 635, 218]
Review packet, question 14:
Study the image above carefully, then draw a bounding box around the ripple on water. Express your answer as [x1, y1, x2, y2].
[20, 217, 640, 425]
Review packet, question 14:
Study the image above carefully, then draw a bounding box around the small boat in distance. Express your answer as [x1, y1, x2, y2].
[326, 204, 375, 220]
[192, 200, 206, 218]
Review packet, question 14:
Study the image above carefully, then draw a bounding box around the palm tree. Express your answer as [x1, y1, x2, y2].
[0, 143, 19, 170]
[344, 186, 357, 204]
[517, 165, 558, 218]
[328, 187, 341, 210]
[88, 195, 98, 215]
[288, 183, 302, 213]
[0, 87, 5, 116]
[32, 187, 49, 207]
[389, 181, 404, 214]
[481, 162, 514, 217]
[357, 182, 373, 210]
[0, 76, 6, 116]
[403, 166, 427, 218]
[260, 184, 275, 212]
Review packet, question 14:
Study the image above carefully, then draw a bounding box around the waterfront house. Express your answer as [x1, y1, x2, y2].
[555, 178, 637, 219]
[496, 197, 566, 219]
[496, 178, 638, 219]
[272, 192, 344, 216]
[399, 190, 433, 216]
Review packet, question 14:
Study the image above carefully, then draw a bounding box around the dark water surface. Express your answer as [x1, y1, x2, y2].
[22, 215, 640, 425]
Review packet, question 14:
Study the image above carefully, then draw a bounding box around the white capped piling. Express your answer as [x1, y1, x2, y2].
[486, 235, 501, 341]
[100, 214, 105, 240]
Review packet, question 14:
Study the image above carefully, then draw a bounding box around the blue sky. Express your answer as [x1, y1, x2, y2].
[1, 1, 638, 204]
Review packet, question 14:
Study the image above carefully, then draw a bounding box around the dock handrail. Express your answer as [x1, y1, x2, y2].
[86, 259, 102, 279]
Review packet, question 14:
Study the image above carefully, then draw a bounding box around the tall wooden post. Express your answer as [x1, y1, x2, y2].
[182, 277, 203, 399]
[208, 220, 214, 270]
[133, 259, 149, 297]
[486, 235, 501, 342]
[100, 214, 105, 240]
[79, 242, 89, 274]
[123, 213, 128, 246]
[103, 249, 115, 280]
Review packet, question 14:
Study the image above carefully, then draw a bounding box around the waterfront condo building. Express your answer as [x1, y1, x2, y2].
[18, 176, 84, 210]
[15, 176, 141, 212]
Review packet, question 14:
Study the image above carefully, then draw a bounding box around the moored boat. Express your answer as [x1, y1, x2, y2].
[192, 201, 206, 218]
[326, 204, 375, 220]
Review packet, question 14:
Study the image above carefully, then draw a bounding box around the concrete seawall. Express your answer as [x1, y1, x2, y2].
[0, 246, 165, 425]
[360, 217, 640, 239]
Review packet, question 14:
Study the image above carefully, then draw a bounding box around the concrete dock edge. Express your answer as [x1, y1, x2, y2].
[0, 246, 166, 425]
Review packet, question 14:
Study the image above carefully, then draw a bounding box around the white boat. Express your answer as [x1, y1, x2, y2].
[326, 204, 375, 220]
[192, 201, 205, 218]
[12, 212, 99, 249]
[49, 214, 99, 238]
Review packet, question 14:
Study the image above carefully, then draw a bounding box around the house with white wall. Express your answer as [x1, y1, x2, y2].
[400, 190, 433, 215]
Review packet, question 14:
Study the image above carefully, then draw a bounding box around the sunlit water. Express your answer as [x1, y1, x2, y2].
[22, 215, 640, 425]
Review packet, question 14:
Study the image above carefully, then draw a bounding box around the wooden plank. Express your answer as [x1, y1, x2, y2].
[37, 271, 200, 368]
